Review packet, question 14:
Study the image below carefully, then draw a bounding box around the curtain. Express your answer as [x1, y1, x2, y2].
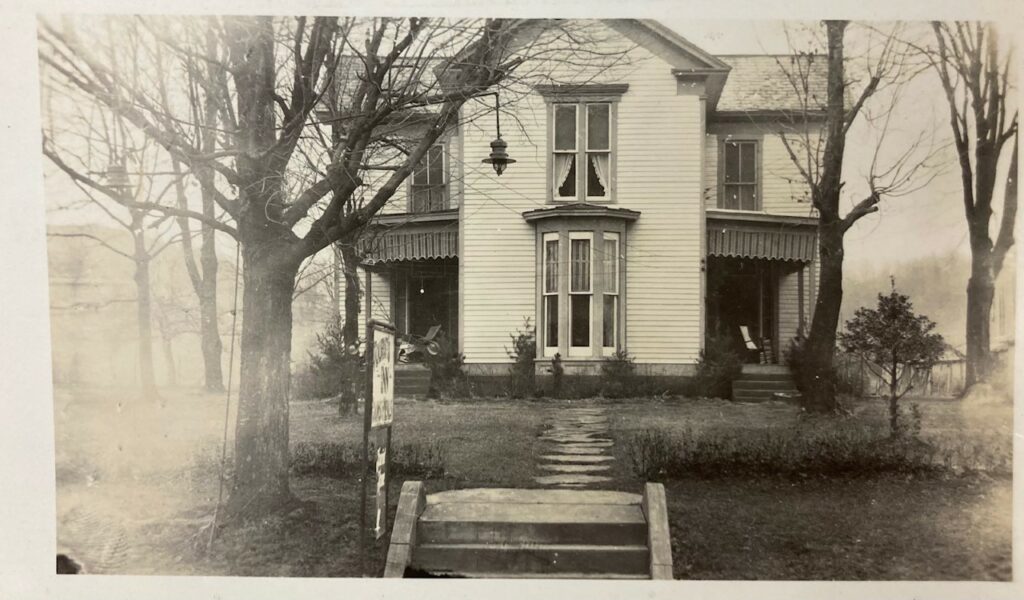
[554, 154, 574, 192]
[591, 153, 610, 192]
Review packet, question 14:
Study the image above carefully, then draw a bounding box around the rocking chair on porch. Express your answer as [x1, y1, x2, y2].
[740, 325, 774, 365]
[398, 325, 442, 363]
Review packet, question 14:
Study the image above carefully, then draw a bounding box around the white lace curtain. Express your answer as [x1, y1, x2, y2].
[554, 154, 574, 193]
[590, 153, 610, 193]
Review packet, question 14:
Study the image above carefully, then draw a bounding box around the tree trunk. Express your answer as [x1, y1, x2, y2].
[965, 245, 995, 386]
[797, 222, 843, 412]
[132, 226, 159, 402]
[199, 221, 225, 392]
[339, 242, 362, 416]
[225, 242, 300, 518]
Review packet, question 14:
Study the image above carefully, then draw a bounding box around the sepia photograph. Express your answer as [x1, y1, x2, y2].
[1, 0, 1021, 596]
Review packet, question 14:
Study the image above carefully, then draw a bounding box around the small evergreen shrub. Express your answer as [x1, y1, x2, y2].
[600, 350, 637, 398]
[295, 317, 362, 408]
[423, 334, 470, 399]
[506, 318, 537, 399]
[548, 353, 564, 397]
[688, 334, 743, 399]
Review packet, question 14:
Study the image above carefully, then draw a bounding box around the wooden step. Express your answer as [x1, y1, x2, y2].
[412, 542, 649, 576]
[417, 501, 647, 545]
[732, 379, 798, 391]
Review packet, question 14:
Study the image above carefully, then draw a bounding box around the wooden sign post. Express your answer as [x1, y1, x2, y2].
[359, 319, 395, 574]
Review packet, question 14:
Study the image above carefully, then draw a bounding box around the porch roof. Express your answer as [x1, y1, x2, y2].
[706, 210, 817, 262]
[360, 211, 459, 263]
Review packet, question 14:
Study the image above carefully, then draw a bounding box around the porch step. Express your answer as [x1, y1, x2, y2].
[395, 367, 431, 397]
[731, 371, 798, 402]
[413, 542, 649, 576]
[417, 501, 647, 545]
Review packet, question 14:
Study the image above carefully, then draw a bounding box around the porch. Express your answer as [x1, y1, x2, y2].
[705, 209, 817, 365]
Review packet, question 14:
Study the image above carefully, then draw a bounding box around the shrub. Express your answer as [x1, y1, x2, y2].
[548, 353, 564, 397]
[623, 421, 1011, 480]
[600, 350, 637, 398]
[688, 334, 742, 399]
[506, 318, 537, 399]
[295, 317, 362, 410]
[290, 440, 448, 479]
[423, 334, 470, 399]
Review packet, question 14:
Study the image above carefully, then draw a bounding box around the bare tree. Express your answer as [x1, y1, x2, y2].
[776, 21, 936, 411]
[927, 22, 1018, 387]
[39, 15, 592, 519]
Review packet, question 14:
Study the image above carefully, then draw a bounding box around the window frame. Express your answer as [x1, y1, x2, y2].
[545, 96, 620, 204]
[407, 141, 449, 213]
[601, 231, 620, 356]
[718, 137, 762, 212]
[541, 232, 561, 357]
[568, 231, 594, 357]
[534, 219, 627, 361]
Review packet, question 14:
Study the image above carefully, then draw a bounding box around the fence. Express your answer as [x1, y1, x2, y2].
[835, 354, 967, 399]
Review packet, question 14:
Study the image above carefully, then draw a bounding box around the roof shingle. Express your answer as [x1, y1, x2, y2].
[716, 54, 828, 113]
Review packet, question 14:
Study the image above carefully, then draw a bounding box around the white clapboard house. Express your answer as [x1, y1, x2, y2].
[347, 19, 825, 390]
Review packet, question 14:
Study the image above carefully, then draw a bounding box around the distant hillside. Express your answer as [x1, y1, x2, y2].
[842, 252, 971, 350]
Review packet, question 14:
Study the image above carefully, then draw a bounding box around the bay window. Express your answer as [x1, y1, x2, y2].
[533, 220, 629, 360]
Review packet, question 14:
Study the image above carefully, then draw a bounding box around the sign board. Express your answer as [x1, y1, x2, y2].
[370, 323, 395, 428]
[374, 443, 387, 539]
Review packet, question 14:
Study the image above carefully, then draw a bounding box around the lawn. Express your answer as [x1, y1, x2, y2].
[53, 385, 1012, 579]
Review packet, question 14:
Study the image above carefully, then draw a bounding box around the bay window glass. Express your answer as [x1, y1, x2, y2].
[602, 232, 619, 352]
[542, 234, 560, 354]
[569, 234, 592, 354]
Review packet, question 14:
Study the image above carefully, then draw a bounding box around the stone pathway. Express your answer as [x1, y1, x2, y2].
[534, 406, 614, 488]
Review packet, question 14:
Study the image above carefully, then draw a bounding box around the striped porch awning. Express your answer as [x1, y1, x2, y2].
[706, 212, 817, 262]
[360, 228, 458, 263]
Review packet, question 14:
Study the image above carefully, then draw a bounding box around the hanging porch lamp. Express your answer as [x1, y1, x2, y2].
[480, 93, 515, 176]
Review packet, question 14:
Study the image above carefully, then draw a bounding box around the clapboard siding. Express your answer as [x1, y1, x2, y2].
[777, 264, 802, 350]
[704, 132, 817, 216]
[460, 25, 704, 364]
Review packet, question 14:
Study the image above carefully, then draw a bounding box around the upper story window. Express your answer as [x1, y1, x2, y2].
[721, 139, 759, 211]
[410, 143, 447, 213]
[552, 102, 615, 201]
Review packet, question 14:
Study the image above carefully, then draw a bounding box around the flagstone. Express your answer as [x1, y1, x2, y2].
[540, 454, 614, 463]
[539, 463, 611, 473]
[533, 474, 613, 486]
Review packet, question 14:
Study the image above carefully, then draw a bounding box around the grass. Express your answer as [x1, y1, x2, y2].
[53, 385, 1012, 579]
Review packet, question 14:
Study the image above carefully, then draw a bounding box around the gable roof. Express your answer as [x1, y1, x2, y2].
[716, 54, 828, 114]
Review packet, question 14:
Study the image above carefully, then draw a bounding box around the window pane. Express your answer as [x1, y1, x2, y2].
[739, 185, 757, 211]
[723, 185, 740, 210]
[544, 239, 559, 294]
[740, 142, 756, 182]
[586, 153, 608, 197]
[428, 145, 444, 184]
[603, 237, 618, 294]
[724, 142, 740, 183]
[545, 295, 559, 347]
[556, 155, 576, 197]
[603, 295, 616, 348]
[587, 104, 609, 150]
[413, 154, 429, 185]
[571, 295, 590, 347]
[571, 239, 591, 292]
[554, 105, 576, 151]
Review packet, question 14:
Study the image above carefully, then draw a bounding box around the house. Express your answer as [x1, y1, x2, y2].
[347, 19, 825, 385]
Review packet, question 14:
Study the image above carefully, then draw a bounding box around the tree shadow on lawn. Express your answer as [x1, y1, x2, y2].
[665, 474, 1011, 581]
